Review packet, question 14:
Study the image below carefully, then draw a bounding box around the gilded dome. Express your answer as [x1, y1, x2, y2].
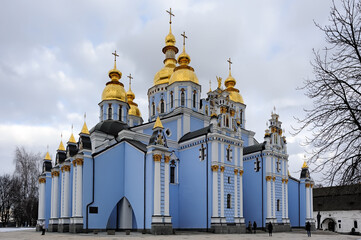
[126, 82, 142, 117]
[165, 26, 176, 47]
[168, 47, 199, 85]
[154, 63, 176, 85]
[101, 64, 127, 102]
[224, 73, 244, 104]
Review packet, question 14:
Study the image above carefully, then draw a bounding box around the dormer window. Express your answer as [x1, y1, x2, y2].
[170, 91, 174, 108]
[160, 99, 165, 113]
[193, 91, 196, 108]
[108, 105, 112, 120]
[181, 89, 185, 106]
[152, 102, 155, 116]
[118, 106, 122, 121]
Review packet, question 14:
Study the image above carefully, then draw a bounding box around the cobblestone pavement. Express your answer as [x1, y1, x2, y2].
[0, 229, 361, 240]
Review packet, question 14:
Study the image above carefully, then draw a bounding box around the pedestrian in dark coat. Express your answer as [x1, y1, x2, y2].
[41, 222, 45, 235]
[268, 222, 273, 236]
[248, 221, 252, 233]
[253, 221, 257, 234]
[306, 221, 311, 237]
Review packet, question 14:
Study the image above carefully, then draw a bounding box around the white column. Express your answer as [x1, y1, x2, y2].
[285, 179, 289, 218]
[76, 159, 83, 217]
[211, 165, 219, 218]
[272, 177, 276, 218]
[164, 156, 170, 216]
[174, 86, 179, 108]
[38, 178, 46, 220]
[234, 169, 238, 218]
[187, 86, 191, 108]
[72, 161, 76, 217]
[305, 183, 310, 219]
[63, 165, 70, 218]
[239, 170, 244, 218]
[220, 166, 224, 218]
[153, 154, 161, 216]
[50, 175, 54, 219]
[282, 180, 285, 219]
[266, 177, 272, 219]
[53, 172, 59, 219]
[310, 184, 313, 219]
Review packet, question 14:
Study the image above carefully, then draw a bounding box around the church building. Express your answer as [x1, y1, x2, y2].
[37, 9, 315, 234]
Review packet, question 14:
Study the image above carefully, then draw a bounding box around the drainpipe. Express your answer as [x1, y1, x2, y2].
[86, 156, 95, 232]
[205, 132, 209, 231]
[143, 152, 146, 233]
[261, 149, 264, 229]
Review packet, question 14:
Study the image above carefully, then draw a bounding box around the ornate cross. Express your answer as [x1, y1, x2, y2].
[112, 50, 119, 66]
[209, 79, 212, 92]
[181, 31, 187, 46]
[254, 158, 261, 172]
[227, 57, 232, 72]
[127, 73, 133, 88]
[199, 144, 206, 160]
[166, 8, 175, 24]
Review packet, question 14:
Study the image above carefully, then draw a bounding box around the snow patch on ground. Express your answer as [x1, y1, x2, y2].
[0, 227, 35, 232]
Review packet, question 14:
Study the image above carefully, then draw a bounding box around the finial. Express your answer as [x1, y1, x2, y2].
[181, 31, 187, 50]
[209, 79, 212, 92]
[153, 116, 164, 130]
[166, 8, 174, 25]
[127, 73, 133, 90]
[69, 124, 76, 143]
[84, 112, 86, 122]
[266, 121, 269, 127]
[227, 58, 233, 75]
[112, 50, 119, 69]
[273, 106, 276, 113]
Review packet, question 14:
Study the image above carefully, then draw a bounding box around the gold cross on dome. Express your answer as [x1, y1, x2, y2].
[127, 73, 133, 88]
[181, 31, 187, 46]
[227, 57, 233, 73]
[166, 8, 175, 24]
[112, 50, 119, 62]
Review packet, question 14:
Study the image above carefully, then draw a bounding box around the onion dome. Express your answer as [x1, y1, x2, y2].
[154, 23, 179, 86]
[265, 129, 271, 138]
[127, 77, 142, 117]
[101, 51, 127, 102]
[168, 37, 199, 85]
[224, 59, 244, 104]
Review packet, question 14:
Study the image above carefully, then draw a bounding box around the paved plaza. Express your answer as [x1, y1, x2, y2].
[0, 229, 361, 240]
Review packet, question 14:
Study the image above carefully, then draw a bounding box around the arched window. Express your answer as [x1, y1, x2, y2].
[227, 194, 231, 209]
[108, 105, 112, 120]
[170, 166, 175, 184]
[226, 116, 229, 127]
[181, 90, 185, 106]
[152, 102, 155, 116]
[205, 105, 208, 115]
[277, 199, 280, 211]
[240, 109, 243, 124]
[160, 99, 165, 113]
[170, 91, 174, 108]
[118, 106, 122, 121]
[193, 91, 196, 108]
[354, 220, 358, 228]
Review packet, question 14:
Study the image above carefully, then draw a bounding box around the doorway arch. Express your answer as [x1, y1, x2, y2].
[321, 218, 336, 232]
[106, 197, 137, 230]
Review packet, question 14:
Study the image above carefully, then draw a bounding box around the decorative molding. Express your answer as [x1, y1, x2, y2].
[39, 178, 46, 184]
[76, 158, 84, 166]
[305, 183, 310, 188]
[164, 156, 170, 163]
[234, 169, 238, 175]
[220, 166, 225, 172]
[51, 171, 59, 177]
[239, 170, 244, 176]
[72, 159, 77, 166]
[153, 154, 162, 162]
[265, 176, 272, 181]
[211, 165, 219, 172]
[272, 176, 276, 182]
[61, 165, 71, 172]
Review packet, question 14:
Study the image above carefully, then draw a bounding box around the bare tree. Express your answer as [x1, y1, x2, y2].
[12, 147, 42, 227]
[294, 0, 361, 185]
[0, 174, 14, 226]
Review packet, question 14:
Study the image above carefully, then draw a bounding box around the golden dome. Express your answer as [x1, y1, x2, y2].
[154, 24, 178, 86]
[165, 25, 176, 46]
[302, 160, 309, 169]
[69, 133, 76, 143]
[224, 73, 244, 104]
[127, 85, 142, 118]
[168, 46, 199, 85]
[153, 116, 164, 129]
[101, 61, 127, 102]
[45, 152, 51, 160]
[80, 122, 90, 135]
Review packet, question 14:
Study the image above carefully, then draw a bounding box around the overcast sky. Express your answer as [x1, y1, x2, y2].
[0, 0, 335, 182]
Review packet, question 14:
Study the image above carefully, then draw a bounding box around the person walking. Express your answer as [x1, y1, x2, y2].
[253, 221, 257, 234]
[40, 222, 46, 235]
[306, 221, 311, 237]
[248, 221, 252, 233]
[268, 222, 273, 236]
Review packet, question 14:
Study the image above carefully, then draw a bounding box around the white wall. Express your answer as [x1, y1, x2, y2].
[314, 210, 361, 233]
